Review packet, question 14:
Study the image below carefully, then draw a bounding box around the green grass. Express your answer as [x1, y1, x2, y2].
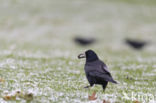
[0, 0, 156, 102]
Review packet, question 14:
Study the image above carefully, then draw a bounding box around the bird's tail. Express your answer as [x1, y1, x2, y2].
[110, 79, 118, 84]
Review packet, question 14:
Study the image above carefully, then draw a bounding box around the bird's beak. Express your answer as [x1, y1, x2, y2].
[78, 53, 86, 59]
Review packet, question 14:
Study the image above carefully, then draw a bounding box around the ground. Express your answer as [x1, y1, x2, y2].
[0, 0, 156, 103]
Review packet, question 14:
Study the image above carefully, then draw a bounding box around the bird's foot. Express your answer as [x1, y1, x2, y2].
[84, 86, 90, 88]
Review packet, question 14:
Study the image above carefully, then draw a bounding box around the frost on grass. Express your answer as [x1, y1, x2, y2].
[0, 0, 156, 102]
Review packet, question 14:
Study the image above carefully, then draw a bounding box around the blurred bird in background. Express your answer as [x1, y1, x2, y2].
[74, 37, 96, 46]
[125, 38, 148, 50]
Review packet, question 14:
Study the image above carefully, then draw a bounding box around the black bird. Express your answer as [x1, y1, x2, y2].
[125, 39, 148, 50]
[78, 50, 117, 91]
[74, 37, 95, 46]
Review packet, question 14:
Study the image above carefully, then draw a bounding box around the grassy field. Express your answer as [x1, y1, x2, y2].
[0, 0, 156, 103]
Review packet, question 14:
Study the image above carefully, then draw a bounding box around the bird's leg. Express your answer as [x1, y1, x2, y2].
[103, 89, 106, 93]
[102, 82, 108, 93]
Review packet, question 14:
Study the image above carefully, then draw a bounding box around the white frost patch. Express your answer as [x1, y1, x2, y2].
[102, 94, 117, 103]
[121, 64, 147, 70]
[152, 65, 156, 69]
[143, 72, 156, 77]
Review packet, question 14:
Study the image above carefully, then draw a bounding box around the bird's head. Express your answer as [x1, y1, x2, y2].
[78, 50, 99, 62]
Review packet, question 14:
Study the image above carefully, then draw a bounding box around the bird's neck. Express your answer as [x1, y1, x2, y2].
[86, 58, 99, 63]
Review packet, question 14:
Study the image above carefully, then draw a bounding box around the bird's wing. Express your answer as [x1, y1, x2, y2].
[89, 71, 117, 83]
[89, 71, 110, 81]
[101, 63, 110, 74]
